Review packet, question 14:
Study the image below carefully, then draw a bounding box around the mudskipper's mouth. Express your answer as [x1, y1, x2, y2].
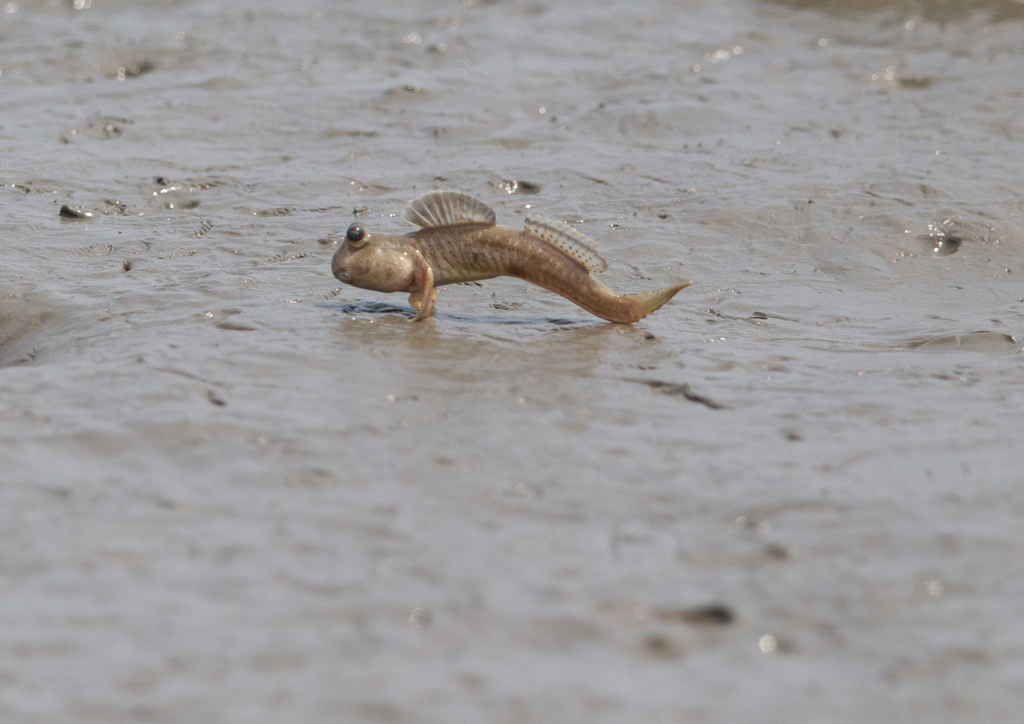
[335, 269, 352, 282]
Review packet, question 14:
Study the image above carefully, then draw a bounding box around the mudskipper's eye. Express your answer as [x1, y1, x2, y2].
[346, 223, 366, 246]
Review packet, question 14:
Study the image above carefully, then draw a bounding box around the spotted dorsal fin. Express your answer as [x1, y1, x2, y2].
[524, 215, 608, 274]
[403, 190, 497, 228]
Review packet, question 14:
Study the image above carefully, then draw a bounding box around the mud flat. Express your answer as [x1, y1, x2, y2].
[1, 0, 1023, 721]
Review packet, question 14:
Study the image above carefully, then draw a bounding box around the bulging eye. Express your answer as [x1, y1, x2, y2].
[346, 223, 366, 246]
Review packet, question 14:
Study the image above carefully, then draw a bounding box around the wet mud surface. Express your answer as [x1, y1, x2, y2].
[2, 0, 1024, 722]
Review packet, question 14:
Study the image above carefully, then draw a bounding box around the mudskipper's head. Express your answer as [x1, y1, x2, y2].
[331, 222, 415, 292]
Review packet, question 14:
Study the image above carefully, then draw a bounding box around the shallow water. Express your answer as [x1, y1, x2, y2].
[2, 0, 1024, 721]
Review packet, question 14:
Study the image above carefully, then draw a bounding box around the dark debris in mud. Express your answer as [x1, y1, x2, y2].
[215, 321, 258, 332]
[490, 178, 542, 195]
[59, 205, 94, 219]
[655, 604, 736, 627]
[626, 379, 728, 410]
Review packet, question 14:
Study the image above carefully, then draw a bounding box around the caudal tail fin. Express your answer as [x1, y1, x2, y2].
[620, 281, 692, 322]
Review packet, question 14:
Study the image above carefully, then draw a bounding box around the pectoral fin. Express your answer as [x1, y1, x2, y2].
[408, 252, 436, 321]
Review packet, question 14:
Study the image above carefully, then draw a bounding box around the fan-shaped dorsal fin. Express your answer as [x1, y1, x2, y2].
[402, 190, 497, 228]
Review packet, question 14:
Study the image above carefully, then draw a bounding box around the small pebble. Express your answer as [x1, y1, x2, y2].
[59, 205, 94, 219]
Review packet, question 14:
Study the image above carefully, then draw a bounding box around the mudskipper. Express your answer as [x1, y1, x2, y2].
[331, 190, 690, 323]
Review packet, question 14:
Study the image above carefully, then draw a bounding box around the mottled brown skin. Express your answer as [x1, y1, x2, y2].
[331, 222, 689, 323]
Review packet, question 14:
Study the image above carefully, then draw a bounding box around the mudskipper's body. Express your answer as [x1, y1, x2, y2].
[330, 190, 690, 323]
